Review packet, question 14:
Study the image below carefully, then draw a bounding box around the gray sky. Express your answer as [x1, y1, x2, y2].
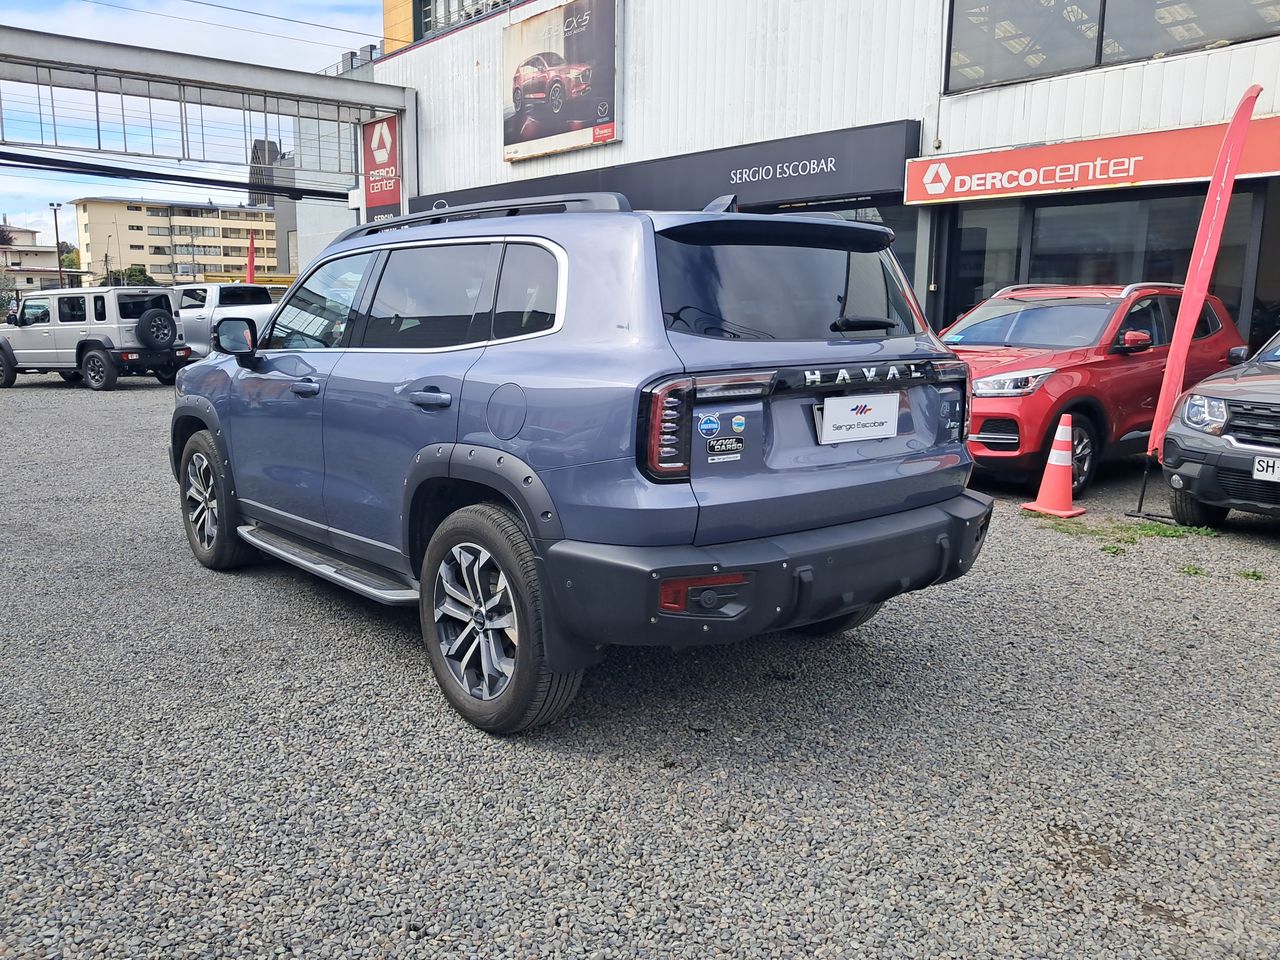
[0, 0, 384, 247]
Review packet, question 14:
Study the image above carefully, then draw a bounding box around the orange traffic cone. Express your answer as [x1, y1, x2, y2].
[1021, 414, 1086, 519]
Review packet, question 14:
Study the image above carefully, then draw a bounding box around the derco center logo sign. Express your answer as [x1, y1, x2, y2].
[369, 121, 393, 165]
[907, 115, 1280, 205]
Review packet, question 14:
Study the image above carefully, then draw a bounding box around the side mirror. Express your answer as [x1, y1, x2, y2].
[213, 317, 258, 364]
[1116, 330, 1153, 353]
[1227, 345, 1250, 365]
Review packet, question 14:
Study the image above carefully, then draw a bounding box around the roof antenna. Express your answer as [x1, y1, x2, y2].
[702, 194, 738, 213]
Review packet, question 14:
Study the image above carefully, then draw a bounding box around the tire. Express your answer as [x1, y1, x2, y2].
[1170, 488, 1229, 528]
[548, 81, 565, 115]
[792, 603, 882, 638]
[58, 370, 82, 384]
[0, 352, 14, 388]
[154, 368, 177, 386]
[81, 349, 117, 391]
[179, 430, 257, 570]
[136, 308, 177, 349]
[421, 503, 582, 734]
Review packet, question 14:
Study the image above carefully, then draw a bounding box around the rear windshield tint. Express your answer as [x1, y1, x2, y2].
[655, 222, 922, 341]
[221, 286, 273, 306]
[944, 298, 1115, 349]
[117, 293, 172, 319]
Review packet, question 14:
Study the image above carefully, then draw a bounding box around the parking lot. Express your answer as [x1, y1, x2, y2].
[1, 375, 1276, 958]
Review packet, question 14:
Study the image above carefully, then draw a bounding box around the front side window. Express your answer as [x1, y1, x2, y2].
[57, 296, 87, 324]
[656, 221, 922, 341]
[945, 297, 1116, 348]
[492, 245, 558, 340]
[20, 298, 50, 324]
[362, 244, 498, 349]
[263, 253, 373, 350]
[1117, 297, 1170, 346]
[180, 288, 208, 309]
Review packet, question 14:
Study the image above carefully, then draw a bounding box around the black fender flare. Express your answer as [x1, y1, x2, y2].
[0, 338, 15, 367]
[170, 395, 235, 489]
[76, 337, 116, 364]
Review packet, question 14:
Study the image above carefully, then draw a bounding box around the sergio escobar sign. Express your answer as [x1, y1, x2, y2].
[905, 114, 1280, 204]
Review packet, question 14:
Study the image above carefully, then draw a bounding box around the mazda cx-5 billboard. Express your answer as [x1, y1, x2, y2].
[502, 0, 620, 162]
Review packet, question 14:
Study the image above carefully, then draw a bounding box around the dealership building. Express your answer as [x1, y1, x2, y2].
[354, 0, 1280, 349]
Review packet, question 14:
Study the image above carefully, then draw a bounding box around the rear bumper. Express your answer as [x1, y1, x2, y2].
[541, 490, 993, 651]
[1162, 434, 1280, 517]
[109, 346, 193, 370]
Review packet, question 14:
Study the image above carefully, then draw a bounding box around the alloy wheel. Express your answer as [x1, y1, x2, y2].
[185, 452, 218, 550]
[550, 85, 564, 114]
[433, 542, 518, 701]
[149, 316, 172, 345]
[85, 355, 105, 387]
[1071, 425, 1094, 489]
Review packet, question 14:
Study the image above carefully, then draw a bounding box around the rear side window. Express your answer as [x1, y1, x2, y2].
[493, 244, 558, 340]
[221, 286, 273, 306]
[362, 244, 498, 349]
[93, 296, 106, 322]
[265, 253, 373, 350]
[655, 221, 922, 341]
[57, 296, 87, 323]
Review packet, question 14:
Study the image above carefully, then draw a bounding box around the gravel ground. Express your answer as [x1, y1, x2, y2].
[1, 374, 1277, 959]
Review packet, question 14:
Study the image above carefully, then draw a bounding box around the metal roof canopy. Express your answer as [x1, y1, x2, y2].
[0, 26, 416, 196]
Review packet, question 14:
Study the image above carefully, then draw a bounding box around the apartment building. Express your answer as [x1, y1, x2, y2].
[0, 221, 84, 294]
[70, 197, 279, 285]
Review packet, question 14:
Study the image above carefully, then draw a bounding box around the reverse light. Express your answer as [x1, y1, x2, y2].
[1181, 394, 1228, 435]
[658, 573, 748, 613]
[972, 367, 1056, 397]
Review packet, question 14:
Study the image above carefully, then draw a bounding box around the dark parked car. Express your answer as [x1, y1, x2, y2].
[1162, 330, 1280, 526]
[170, 193, 991, 733]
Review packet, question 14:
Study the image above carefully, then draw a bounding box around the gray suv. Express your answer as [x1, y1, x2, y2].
[170, 193, 992, 733]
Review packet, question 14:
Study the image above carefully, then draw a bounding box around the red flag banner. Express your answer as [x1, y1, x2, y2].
[247, 229, 256, 284]
[1150, 84, 1262, 460]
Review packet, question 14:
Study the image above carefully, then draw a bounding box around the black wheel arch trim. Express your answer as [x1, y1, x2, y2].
[170, 398, 235, 494]
[0, 338, 15, 366]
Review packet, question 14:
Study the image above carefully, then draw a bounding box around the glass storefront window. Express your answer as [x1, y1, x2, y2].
[1102, 0, 1280, 64]
[1029, 199, 1145, 286]
[948, 0, 1102, 92]
[949, 202, 1021, 323]
[947, 0, 1280, 92]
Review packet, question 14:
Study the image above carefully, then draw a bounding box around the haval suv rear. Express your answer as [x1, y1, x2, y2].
[171, 193, 992, 733]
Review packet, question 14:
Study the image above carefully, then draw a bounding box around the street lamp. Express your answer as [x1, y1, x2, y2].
[105, 234, 112, 285]
[48, 202, 64, 288]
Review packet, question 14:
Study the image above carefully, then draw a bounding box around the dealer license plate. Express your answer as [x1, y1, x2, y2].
[812, 392, 900, 444]
[1254, 456, 1280, 482]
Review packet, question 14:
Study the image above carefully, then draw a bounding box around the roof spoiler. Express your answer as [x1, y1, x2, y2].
[334, 192, 632, 243]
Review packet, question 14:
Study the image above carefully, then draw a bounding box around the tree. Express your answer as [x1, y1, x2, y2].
[0, 227, 13, 246]
[104, 265, 156, 286]
[61, 248, 80, 270]
[58, 240, 76, 257]
[0, 270, 15, 306]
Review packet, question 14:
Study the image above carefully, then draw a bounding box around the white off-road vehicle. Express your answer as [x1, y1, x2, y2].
[0, 286, 192, 390]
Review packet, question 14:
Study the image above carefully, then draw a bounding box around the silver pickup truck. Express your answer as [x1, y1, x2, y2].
[174, 283, 276, 358]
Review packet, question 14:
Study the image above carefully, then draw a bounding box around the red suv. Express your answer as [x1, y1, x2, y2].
[942, 283, 1247, 492]
[512, 52, 592, 116]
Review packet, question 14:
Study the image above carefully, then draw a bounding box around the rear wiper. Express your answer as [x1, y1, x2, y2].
[830, 315, 898, 333]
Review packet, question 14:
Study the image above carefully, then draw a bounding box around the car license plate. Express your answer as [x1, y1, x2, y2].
[813, 393, 900, 444]
[1254, 456, 1280, 482]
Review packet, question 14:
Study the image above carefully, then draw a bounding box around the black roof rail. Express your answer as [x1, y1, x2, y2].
[334, 192, 632, 243]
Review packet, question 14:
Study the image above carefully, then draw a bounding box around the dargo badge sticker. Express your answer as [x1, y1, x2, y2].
[707, 436, 744, 463]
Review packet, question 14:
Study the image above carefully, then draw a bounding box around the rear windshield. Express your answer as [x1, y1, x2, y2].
[655, 222, 923, 342]
[943, 298, 1115, 349]
[221, 286, 273, 306]
[117, 293, 172, 319]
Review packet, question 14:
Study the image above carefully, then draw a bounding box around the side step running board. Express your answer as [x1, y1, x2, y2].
[237, 525, 420, 606]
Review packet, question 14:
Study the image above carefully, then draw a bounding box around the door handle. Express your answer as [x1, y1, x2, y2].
[409, 389, 452, 408]
[290, 379, 321, 397]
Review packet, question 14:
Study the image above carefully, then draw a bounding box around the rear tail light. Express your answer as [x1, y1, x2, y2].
[658, 573, 748, 613]
[933, 359, 971, 442]
[692, 370, 775, 400]
[641, 376, 693, 481]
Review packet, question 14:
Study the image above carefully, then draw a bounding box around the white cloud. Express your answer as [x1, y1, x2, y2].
[0, 0, 384, 225]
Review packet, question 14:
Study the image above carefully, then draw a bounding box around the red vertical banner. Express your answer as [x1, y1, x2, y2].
[246, 229, 256, 284]
[1150, 84, 1262, 460]
[362, 117, 403, 222]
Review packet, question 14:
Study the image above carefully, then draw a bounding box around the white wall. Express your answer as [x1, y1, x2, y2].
[373, 0, 947, 197]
